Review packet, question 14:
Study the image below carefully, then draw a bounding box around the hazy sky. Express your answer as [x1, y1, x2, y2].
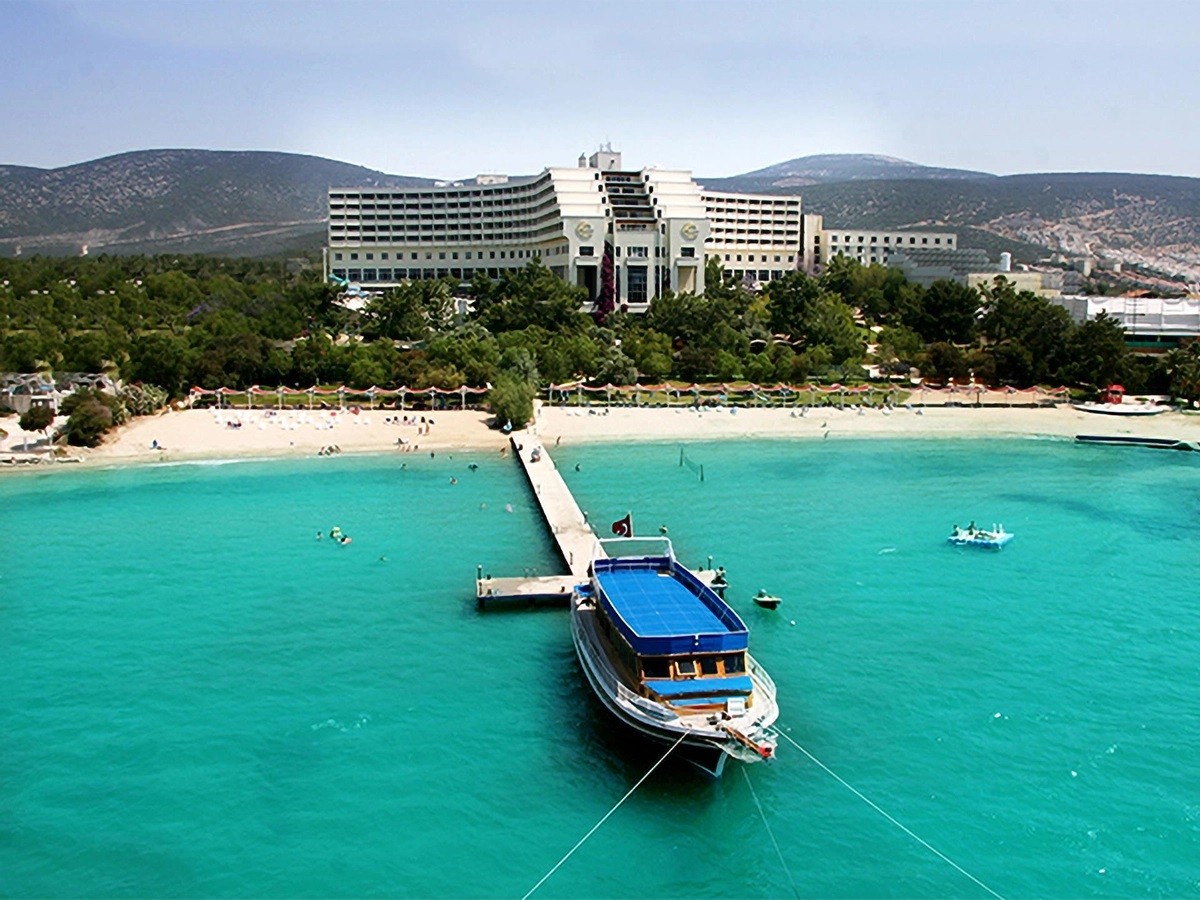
[5, 0, 1199, 178]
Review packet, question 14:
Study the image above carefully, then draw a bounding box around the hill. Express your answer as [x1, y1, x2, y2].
[701, 167, 1200, 281]
[704, 153, 994, 190]
[3, 150, 1198, 281]
[0, 149, 434, 258]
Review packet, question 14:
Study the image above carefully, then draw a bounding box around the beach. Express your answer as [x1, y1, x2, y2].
[6, 401, 1200, 470]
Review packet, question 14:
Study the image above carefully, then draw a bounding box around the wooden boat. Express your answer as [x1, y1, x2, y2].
[570, 538, 778, 777]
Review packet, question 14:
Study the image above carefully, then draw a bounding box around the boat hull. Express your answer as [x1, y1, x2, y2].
[1073, 403, 1168, 416]
[570, 602, 775, 778]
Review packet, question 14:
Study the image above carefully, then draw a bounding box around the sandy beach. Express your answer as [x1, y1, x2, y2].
[6, 400, 1200, 472]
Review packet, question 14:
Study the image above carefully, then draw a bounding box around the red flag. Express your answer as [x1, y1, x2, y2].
[611, 513, 632, 537]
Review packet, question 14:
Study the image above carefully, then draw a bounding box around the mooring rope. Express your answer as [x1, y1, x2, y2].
[522, 732, 688, 900]
[776, 730, 1004, 899]
[741, 766, 801, 898]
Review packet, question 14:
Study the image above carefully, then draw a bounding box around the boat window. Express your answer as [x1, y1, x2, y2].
[699, 657, 719, 675]
[722, 654, 746, 674]
[675, 659, 698, 678]
[641, 657, 670, 678]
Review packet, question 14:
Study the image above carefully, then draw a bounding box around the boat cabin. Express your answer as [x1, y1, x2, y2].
[590, 553, 754, 713]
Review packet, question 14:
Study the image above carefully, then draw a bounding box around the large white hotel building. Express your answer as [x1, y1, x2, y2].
[324, 146, 959, 307]
[326, 146, 804, 309]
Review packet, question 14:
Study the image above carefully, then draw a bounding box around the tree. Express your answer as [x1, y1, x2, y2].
[1162, 342, 1200, 404]
[487, 372, 535, 429]
[911, 280, 979, 344]
[19, 405, 55, 437]
[1066, 312, 1131, 389]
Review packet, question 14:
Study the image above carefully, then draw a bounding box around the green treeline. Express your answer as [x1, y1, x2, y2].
[2, 253, 1197, 405]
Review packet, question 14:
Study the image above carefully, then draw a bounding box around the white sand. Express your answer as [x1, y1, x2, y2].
[6, 401, 1200, 472]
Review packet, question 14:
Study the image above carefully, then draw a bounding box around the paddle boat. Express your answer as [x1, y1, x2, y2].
[948, 523, 1013, 550]
[570, 537, 778, 777]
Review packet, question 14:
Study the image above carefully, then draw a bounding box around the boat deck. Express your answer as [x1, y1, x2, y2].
[596, 568, 728, 637]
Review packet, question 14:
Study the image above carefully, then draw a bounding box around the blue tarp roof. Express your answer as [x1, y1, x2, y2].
[593, 557, 747, 655]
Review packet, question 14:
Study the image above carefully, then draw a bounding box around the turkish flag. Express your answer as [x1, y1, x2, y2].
[611, 514, 632, 537]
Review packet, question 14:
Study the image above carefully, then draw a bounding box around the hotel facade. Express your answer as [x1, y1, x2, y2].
[325, 147, 803, 309]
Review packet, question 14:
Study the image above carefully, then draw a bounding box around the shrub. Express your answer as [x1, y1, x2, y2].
[64, 398, 114, 447]
[19, 405, 55, 434]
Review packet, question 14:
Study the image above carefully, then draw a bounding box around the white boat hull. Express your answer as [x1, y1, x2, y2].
[570, 600, 778, 777]
[1073, 402, 1168, 416]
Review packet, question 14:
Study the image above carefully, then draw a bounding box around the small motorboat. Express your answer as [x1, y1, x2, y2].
[948, 524, 1013, 550]
[753, 589, 782, 610]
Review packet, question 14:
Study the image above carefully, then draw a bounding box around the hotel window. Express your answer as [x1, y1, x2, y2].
[774, 255, 781, 262]
[334, 252, 343, 261]
[934, 238, 941, 245]
[439, 252, 446, 259]
[922, 238, 928, 245]
[350, 253, 359, 260]
[381, 252, 389, 260]
[579, 246, 595, 256]
[681, 247, 695, 258]
[366, 253, 374, 259]
[452, 252, 459, 259]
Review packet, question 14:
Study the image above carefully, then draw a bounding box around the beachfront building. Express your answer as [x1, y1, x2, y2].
[1051, 294, 1200, 351]
[326, 146, 806, 309]
[798, 213, 958, 275]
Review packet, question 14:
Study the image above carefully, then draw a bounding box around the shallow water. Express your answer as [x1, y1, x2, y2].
[2, 440, 1198, 897]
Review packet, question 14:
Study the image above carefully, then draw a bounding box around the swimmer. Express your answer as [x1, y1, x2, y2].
[468, 463, 478, 471]
[316, 532, 323, 540]
[379, 555, 388, 562]
[574, 463, 581, 472]
[450, 477, 457, 484]
[505, 503, 513, 513]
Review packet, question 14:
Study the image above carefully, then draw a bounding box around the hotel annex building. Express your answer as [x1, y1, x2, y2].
[325, 146, 956, 308]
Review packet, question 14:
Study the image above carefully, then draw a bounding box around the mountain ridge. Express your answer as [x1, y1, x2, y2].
[1, 149, 1197, 280]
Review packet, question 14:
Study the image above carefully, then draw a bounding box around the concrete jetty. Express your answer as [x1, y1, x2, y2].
[476, 433, 726, 607]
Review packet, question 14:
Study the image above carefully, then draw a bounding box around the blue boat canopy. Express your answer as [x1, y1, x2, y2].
[592, 555, 748, 656]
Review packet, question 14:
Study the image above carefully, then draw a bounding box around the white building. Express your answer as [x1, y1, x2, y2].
[1051, 294, 1200, 349]
[798, 213, 958, 274]
[701, 191, 802, 287]
[326, 147, 804, 308]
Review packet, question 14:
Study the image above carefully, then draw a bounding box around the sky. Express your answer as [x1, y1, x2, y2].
[4, 0, 1199, 179]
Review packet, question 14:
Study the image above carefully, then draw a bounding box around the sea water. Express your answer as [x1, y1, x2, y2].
[1, 439, 1198, 897]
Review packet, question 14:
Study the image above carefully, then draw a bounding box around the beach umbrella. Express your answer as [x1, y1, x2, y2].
[460, 385, 467, 410]
[277, 386, 283, 410]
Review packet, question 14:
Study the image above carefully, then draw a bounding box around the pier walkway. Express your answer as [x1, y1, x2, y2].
[510, 435, 600, 579]
[476, 432, 722, 607]
[475, 433, 598, 606]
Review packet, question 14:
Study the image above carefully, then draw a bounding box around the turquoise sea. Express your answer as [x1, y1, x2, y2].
[2, 438, 1199, 898]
